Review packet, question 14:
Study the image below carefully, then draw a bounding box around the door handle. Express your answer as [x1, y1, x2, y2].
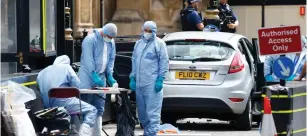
[15, 52, 23, 64]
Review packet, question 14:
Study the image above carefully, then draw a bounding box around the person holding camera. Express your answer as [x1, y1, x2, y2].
[218, 0, 239, 33]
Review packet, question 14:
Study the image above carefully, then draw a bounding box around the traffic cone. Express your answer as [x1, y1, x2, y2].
[261, 96, 278, 136]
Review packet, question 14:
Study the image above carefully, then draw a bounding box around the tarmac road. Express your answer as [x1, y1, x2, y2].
[102, 118, 261, 136]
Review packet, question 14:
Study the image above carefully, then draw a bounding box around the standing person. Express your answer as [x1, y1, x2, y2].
[294, 36, 307, 81]
[36, 55, 97, 136]
[78, 23, 119, 135]
[129, 21, 169, 136]
[294, 62, 306, 81]
[264, 36, 307, 82]
[217, 0, 239, 33]
[180, 0, 204, 31]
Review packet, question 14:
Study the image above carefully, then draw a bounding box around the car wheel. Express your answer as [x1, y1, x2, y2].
[235, 97, 252, 130]
[253, 115, 261, 127]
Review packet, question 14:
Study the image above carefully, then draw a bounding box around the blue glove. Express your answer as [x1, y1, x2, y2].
[155, 77, 164, 93]
[107, 74, 117, 87]
[286, 75, 296, 81]
[91, 71, 105, 87]
[129, 76, 136, 91]
[265, 75, 274, 82]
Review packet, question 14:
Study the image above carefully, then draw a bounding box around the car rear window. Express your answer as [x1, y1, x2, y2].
[166, 40, 235, 61]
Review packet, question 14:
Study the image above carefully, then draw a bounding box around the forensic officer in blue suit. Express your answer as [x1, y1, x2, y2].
[129, 21, 169, 136]
[36, 55, 97, 136]
[78, 23, 118, 135]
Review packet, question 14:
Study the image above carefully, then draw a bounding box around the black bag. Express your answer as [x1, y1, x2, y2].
[25, 88, 45, 132]
[115, 92, 138, 136]
[34, 107, 71, 133]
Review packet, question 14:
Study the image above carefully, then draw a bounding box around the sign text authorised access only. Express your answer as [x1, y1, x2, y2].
[258, 26, 302, 55]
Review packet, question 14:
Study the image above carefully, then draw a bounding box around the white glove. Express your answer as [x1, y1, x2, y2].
[113, 83, 119, 88]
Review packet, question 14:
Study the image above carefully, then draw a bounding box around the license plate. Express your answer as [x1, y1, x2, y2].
[175, 71, 210, 80]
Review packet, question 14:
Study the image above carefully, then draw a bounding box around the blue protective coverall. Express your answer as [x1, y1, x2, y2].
[130, 21, 169, 135]
[36, 55, 97, 127]
[78, 25, 116, 116]
[264, 36, 307, 82]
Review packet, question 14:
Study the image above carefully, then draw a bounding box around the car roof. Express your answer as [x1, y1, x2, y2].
[163, 31, 244, 46]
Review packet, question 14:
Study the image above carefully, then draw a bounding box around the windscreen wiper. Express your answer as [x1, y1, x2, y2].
[191, 57, 221, 63]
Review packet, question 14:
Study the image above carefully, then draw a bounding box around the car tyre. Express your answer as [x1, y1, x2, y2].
[235, 97, 252, 130]
[161, 114, 177, 125]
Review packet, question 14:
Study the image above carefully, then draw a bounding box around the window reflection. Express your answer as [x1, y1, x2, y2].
[1, 0, 17, 53]
[29, 0, 41, 53]
[46, 0, 56, 53]
[1, 62, 17, 75]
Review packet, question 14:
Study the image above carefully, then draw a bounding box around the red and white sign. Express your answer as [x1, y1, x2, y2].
[258, 26, 302, 56]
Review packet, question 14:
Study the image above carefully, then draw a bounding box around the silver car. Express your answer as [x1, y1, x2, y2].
[161, 32, 259, 130]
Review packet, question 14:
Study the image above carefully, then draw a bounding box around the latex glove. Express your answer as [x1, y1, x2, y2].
[155, 77, 164, 93]
[91, 71, 105, 87]
[129, 76, 136, 92]
[265, 75, 274, 82]
[107, 75, 117, 87]
[286, 75, 296, 81]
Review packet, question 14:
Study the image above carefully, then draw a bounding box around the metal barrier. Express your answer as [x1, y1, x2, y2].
[262, 81, 306, 136]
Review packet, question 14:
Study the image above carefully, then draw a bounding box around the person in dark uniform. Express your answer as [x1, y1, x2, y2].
[217, 0, 239, 33]
[180, 0, 204, 31]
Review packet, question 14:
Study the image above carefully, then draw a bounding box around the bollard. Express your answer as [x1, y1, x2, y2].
[65, 0, 74, 64]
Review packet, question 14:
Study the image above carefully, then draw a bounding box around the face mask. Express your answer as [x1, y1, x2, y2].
[103, 36, 112, 43]
[143, 32, 152, 40]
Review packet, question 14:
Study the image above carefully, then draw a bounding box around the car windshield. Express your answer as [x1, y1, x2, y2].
[166, 40, 235, 61]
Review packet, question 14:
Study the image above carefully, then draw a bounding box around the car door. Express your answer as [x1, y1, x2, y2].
[239, 38, 256, 90]
[245, 38, 265, 92]
[238, 39, 253, 72]
[114, 52, 133, 89]
[113, 36, 139, 88]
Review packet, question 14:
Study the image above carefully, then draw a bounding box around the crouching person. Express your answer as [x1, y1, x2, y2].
[37, 55, 97, 136]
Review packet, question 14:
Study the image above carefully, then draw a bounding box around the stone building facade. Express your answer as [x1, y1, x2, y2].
[73, 0, 210, 37]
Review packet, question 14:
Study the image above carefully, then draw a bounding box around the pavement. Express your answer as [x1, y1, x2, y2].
[102, 118, 261, 136]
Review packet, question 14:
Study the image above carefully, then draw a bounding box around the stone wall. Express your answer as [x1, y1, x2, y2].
[73, 0, 117, 38]
[73, 0, 210, 37]
[112, 0, 210, 35]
